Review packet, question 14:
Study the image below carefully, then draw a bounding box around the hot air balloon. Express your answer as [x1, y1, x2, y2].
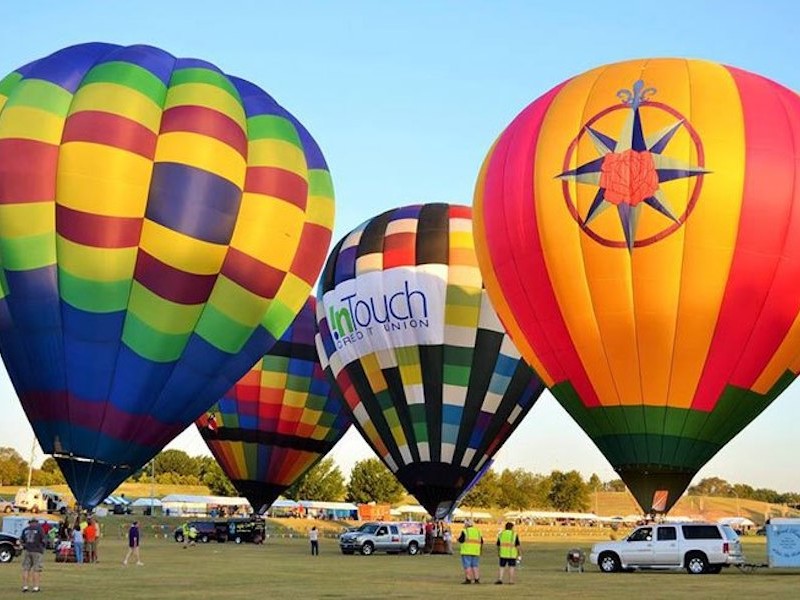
[315, 204, 544, 519]
[473, 58, 800, 513]
[197, 297, 350, 514]
[0, 43, 334, 507]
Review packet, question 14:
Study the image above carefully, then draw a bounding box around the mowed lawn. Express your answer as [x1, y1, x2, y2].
[0, 529, 798, 599]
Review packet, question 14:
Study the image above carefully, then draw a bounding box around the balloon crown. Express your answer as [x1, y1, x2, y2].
[616, 80, 657, 110]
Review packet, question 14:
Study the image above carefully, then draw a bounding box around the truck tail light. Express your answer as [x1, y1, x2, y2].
[723, 542, 729, 554]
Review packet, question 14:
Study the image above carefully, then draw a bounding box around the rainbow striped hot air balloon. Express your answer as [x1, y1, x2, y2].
[316, 204, 544, 519]
[197, 297, 350, 514]
[0, 43, 334, 508]
[474, 58, 800, 514]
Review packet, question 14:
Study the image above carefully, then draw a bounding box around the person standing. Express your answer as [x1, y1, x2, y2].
[72, 525, 84, 565]
[495, 522, 521, 584]
[123, 521, 143, 566]
[83, 518, 98, 563]
[20, 517, 46, 593]
[309, 526, 319, 555]
[458, 519, 483, 584]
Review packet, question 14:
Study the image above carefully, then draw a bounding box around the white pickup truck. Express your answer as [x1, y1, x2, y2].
[590, 522, 744, 574]
[339, 521, 425, 556]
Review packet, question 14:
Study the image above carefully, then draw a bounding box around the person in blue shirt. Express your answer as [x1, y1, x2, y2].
[123, 521, 143, 566]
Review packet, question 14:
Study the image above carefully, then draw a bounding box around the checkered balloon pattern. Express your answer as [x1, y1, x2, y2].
[315, 204, 544, 518]
[198, 297, 350, 513]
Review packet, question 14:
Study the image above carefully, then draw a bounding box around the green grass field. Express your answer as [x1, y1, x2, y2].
[1, 517, 799, 599]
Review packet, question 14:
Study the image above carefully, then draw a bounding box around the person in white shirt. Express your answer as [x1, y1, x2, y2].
[309, 526, 319, 555]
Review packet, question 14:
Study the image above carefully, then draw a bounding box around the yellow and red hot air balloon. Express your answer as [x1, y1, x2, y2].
[0, 43, 334, 508]
[474, 58, 800, 514]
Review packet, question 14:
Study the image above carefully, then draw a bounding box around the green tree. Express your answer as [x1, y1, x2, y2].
[154, 449, 199, 477]
[202, 460, 237, 496]
[284, 458, 345, 501]
[603, 479, 627, 492]
[688, 477, 731, 497]
[496, 468, 544, 510]
[547, 470, 590, 512]
[0, 447, 28, 486]
[36, 457, 65, 484]
[346, 459, 404, 504]
[460, 469, 499, 508]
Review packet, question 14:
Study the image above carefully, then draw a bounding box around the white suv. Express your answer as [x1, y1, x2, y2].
[590, 522, 745, 574]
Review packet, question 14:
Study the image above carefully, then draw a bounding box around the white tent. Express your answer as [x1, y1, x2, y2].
[718, 516, 756, 528]
[131, 497, 163, 507]
[160, 494, 251, 516]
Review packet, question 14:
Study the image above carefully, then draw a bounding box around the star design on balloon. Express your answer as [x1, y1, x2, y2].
[557, 80, 709, 250]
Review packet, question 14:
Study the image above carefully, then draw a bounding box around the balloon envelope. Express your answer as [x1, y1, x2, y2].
[0, 43, 334, 507]
[474, 58, 800, 513]
[316, 203, 544, 518]
[197, 297, 350, 513]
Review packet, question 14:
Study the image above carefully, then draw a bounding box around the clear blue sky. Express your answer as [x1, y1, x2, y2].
[1, 1, 799, 493]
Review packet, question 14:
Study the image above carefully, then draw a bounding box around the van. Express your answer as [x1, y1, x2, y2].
[590, 522, 745, 574]
[13, 488, 67, 514]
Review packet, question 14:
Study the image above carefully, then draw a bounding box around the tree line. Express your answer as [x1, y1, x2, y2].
[3, 446, 798, 510]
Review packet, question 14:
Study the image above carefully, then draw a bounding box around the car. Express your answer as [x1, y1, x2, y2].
[174, 520, 227, 544]
[339, 521, 425, 556]
[0, 533, 22, 564]
[590, 522, 745, 574]
[0, 500, 14, 513]
[225, 518, 265, 544]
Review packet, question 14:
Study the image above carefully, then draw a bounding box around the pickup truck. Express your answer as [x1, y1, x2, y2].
[339, 521, 424, 556]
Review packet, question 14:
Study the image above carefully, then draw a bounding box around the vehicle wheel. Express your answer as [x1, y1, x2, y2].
[31, 506, 39, 514]
[3, 505, 12, 513]
[0, 546, 12, 563]
[59, 507, 67, 515]
[200, 534, 209, 543]
[685, 552, 708, 575]
[598, 552, 621, 573]
[707, 565, 722, 574]
[234, 536, 242, 544]
[407, 541, 419, 556]
[360, 542, 375, 556]
[175, 533, 184, 543]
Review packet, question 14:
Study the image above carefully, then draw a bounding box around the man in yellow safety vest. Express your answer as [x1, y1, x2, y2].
[495, 522, 521, 584]
[458, 519, 484, 584]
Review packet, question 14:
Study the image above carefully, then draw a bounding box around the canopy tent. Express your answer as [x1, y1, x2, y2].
[103, 495, 131, 506]
[160, 494, 251, 516]
[130, 497, 163, 507]
[718, 517, 757, 529]
[297, 500, 358, 520]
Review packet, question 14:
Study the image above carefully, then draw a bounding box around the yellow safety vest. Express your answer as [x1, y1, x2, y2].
[498, 529, 518, 559]
[460, 526, 482, 556]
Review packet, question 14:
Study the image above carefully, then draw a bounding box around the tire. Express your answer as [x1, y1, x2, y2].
[707, 565, 723, 574]
[0, 546, 12, 563]
[200, 534, 209, 544]
[360, 542, 375, 556]
[598, 552, 621, 573]
[31, 506, 39, 514]
[407, 541, 419, 556]
[3, 505, 12, 513]
[685, 552, 708, 575]
[175, 533, 184, 543]
[234, 536, 242, 544]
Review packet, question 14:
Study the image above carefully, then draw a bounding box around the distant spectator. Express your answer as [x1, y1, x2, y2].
[72, 525, 84, 565]
[123, 521, 143, 566]
[83, 518, 98, 563]
[20, 517, 46, 593]
[310, 526, 319, 556]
